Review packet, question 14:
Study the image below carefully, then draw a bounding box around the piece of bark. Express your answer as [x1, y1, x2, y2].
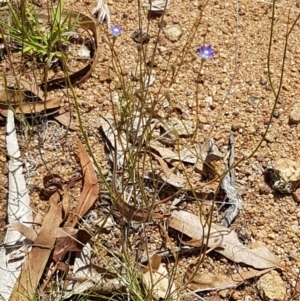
[221, 131, 242, 227]
[0, 110, 33, 301]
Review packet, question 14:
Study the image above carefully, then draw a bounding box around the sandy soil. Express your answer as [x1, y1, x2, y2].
[1, 0, 300, 300]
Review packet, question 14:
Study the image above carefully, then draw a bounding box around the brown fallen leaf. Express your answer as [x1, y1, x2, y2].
[186, 267, 274, 292]
[150, 143, 186, 163]
[71, 140, 99, 227]
[115, 199, 164, 222]
[7, 224, 90, 262]
[169, 210, 281, 269]
[0, 76, 62, 116]
[0, 97, 62, 116]
[54, 107, 77, 130]
[0, 76, 44, 101]
[9, 192, 62, 301]
[52, 227, 91, 262]
[61, 185, 70, 222]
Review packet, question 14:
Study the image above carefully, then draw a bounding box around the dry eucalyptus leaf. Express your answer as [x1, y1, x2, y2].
[169, 210, 281, 269]
[7, 223, 37, 242]
[10, 192, 62, 301]
[201, 139, 224, 163]
[115, 198, 164, 222]
[169, 116, 195, 137]
[71, 140, 99, 227]
[142, 254, 177, 301]
[186, 268, 274, 292]
[150, 143, 196, 165]
[0, 76, 62, 116]
[0, 97, 62, 116]
[54, 107, 77, 130]
[151, 152, 186, 188]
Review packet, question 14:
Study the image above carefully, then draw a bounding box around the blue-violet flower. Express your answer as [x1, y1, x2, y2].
[198, 45, 214, 60]
[111, 25, 123, 37]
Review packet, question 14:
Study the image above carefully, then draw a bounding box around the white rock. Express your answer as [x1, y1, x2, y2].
[164, 26, 182, 42]
[289, 102, 300, 124]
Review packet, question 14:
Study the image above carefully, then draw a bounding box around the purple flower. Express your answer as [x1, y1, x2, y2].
[198, 45, 214, 60]
[111, 25, 123, 37]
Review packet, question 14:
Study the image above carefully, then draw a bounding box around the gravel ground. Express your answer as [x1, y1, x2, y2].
[1, 0, 300, 300]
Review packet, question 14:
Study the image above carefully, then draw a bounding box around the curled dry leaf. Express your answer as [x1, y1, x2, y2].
[221, 131, 241, 228]
[149, 0, 171, 12]
[150, 139, 224, 175]
[41, 173, 63, 198]
[71, 140, 99, 227]
[200, 139, 224, 163]
[52, 227, 91, 262]
[0, 76, 62, 116]
[169, 210, 281, 269]
[7, 223, 38, 242]
[39, 10, 98, 88]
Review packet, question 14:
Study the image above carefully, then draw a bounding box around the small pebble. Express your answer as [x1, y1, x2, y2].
[157, 37, 168, 46]
[172, 16, 180, 24]
[292, 188, 300, 203]
[259, 185, 271, 195]
[289, 103, 300, 124]
[231, 123, 244, 131]
[259, 77, 267, 85]
[158, 20, 167, 28]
